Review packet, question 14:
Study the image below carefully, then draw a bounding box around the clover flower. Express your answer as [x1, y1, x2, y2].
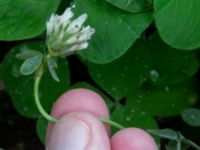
[46, 7, 95, 57]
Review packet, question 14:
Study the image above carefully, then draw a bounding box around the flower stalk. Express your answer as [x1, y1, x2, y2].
[34, 64, 58, 123]
[100, 118, 125, 130]
[31, 6, 96, 123]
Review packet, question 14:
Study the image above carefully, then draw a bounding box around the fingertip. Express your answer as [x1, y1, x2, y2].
[46, 112, 110, 150]
[51, 88, 109, 119]
[111, 128, 158, 150]
[49, 88, 110, 133]
[46, 113, 90, 150]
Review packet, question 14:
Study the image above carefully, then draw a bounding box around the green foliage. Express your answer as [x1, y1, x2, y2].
[148, 129, 200, 150]
[154, 0, 200, 50]
[148, 128, 179, 140]
[0, 0, 61, 40]
[0, 64, 3, 79]
[146, 33, 199, 86]
[16, 49, 42, 60]
[106, 0, 153, 13]
[36, 117, 48, 143]
[1, 0, 200, 148]
[1, 42, 70, 117]
[74, 0, 153, 64]
[20, 53, 43, 75]
[111, 106, 158, 134]
[166, 141, 189, 150]
[181, 108, 200, 127]
[88, 40, 151, 100]
[127, 81, 198, 116]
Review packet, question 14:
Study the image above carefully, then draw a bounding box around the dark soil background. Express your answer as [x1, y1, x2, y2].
[0, 92, 44, 150]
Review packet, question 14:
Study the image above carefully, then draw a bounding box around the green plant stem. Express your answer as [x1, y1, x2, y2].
[182, 139, 200, 150]
[100, 118, 124, 130]
[34, 65, 58, 123]
[177, 140, 181, 150]
[34, 62, 124, 128]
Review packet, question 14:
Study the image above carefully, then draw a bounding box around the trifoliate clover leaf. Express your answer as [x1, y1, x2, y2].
[181, 108, 200, 127]
[16, 46, 42, 60]
[20, 54, 43, 76]
[148, 129, 179, 141]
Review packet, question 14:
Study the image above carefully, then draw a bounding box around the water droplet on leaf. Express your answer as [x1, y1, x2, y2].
[138, 94, 143, 99]
[124, 87, 128, 92]
[23, 107, 28, 111]
[141, 112, 146, 115]
[112, 87, 116, 91]
[181, 69, 186, 74]
[97, 73, 101, 77]
[165, 86, 170, 92]
[149, 69, 160, 82]
[131, 109, 135, 113]
[190, 114, 196, 119]
[121, 73, 125, 77]
[11, 65, 20, 78]
[123, 66, 128, 70]
[134, 57, 139, 61]
[126, 116, 131, 121]
[187, 94, 197, 105]
[144, 64, 149, 68]
[171, 104, 176, 108]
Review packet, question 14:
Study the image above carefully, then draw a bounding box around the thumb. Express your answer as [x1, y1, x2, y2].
[46, 111, 110, 150]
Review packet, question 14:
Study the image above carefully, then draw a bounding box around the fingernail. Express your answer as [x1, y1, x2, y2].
[46, 116, 90, 150]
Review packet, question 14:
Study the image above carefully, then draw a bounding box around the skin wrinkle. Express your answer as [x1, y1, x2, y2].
[74, 114, 93, 150]
[58, 112, 103, 150]
[48, 113, 91, 150]
[73, 112, 110, 150]
[73, 113, 108, 150]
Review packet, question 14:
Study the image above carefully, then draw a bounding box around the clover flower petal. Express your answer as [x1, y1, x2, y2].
[46, 6, 95, 57]
[60, 7, 74, 25]
[66, 14, 88, 34]
[65, 26, 95, 45]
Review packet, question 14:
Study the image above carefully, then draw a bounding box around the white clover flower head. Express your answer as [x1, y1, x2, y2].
[46, 7, 95, 57]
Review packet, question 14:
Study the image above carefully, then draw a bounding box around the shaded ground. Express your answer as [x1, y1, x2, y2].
[0, 91, 44, 150]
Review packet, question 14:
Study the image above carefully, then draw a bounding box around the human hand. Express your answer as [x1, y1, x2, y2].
[45, 89, 158, 150]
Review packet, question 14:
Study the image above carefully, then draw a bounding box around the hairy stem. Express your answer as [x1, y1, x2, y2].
[34, 65, 58, 123]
